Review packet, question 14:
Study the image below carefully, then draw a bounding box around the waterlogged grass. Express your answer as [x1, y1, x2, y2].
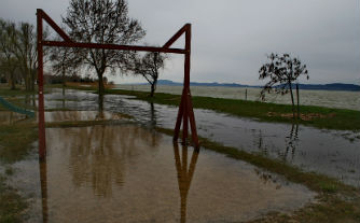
[0, 123, 37, 222]
[0, 87, 39, 222]
[105, 88, 360, 131]
[156, 127, 360, 223]
[0, 85, 36, 97]
[0, 174, 28, 223]
[250, 195, 360, 223]
[0, 124, 37, 164]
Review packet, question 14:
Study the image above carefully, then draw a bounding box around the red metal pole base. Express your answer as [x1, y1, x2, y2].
[173, 88, 199, 147]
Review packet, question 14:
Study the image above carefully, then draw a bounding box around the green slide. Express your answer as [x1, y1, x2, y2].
[0, 96, 35, 118]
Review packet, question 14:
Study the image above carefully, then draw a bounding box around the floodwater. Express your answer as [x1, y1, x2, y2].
[0, 111, 29, 125]
[42, 88, 360, 188]
[43, 111, 126, 123]
[117, 85, 360, 111]
[9, 125, 314, 223]
[0, 110, 126, 125]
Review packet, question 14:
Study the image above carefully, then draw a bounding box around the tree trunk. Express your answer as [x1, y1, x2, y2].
[150, 84, 155, 97]
[23, 64, 29, 91]
[10, 70, 16, 90]
[98, 75, 104, 96]
[97, 72, 105, 111]
[10, 77, 16, 90]
[62, 66, 66, 87]
[23, 56, 31, 91]
[98, 94, 104, 112]
[296, 83, 300, 119]
[30, 70, 35, 91]
[288, 81, 295, 118]
[150, 77, 158, 98]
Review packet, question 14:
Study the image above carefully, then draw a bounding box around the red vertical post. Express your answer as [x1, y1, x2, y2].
[174, 93, 184, 140]
[174, 24, 199, 146]
[40, 160, 48, 222]
[182, 25, 190, 143]
[185, 25, 199, 146]
[37, 9, 46, 161]
[182, 91, 189, 142]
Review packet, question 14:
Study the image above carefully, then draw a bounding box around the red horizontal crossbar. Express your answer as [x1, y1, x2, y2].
[42, 41, 186, 54]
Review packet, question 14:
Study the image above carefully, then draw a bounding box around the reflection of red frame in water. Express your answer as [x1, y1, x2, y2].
[36, 9, 199, 160]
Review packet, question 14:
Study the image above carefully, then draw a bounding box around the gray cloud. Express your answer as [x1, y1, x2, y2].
[1, 0, 359, 85]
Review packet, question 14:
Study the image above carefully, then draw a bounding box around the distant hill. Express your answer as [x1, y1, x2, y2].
[294, 83, 360, 91]
[155, 80, 360, 91]
[156, 80, 258, 88]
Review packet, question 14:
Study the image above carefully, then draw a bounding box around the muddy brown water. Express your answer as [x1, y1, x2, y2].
[6, 88, 359, 187]
[40, 88, 360, 187]
[9, 124, 314, 222]
[2, 88, 360, 187]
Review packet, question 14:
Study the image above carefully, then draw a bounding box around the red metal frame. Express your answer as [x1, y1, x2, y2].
[36, 9, 199, 160]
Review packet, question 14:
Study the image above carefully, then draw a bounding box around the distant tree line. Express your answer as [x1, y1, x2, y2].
[0, 0, 167, 98]
[43, 73, 111, 85]
[0, 18, 45, 91]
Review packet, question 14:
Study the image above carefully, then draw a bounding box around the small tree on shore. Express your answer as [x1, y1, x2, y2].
[259, 53, 309, 116]
[134, 52, 166, 97]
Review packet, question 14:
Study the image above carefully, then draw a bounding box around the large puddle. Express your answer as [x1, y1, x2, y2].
[10, 125, 314, 223]
[5, 88, 359, 187]
[40, 89, 360, 188]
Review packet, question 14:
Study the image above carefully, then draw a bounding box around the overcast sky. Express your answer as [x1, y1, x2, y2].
[1, 0, 360, 85]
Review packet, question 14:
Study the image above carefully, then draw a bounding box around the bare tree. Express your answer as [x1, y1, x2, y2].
[0, 19, 18, 90]
[49, 43, 76, 87]
[12, 22, 39, 91]
[0, 19, 48, 91]
[259, 53, 309, 116]
[134, 52, 166, 97]
[63, 0, 145, 96]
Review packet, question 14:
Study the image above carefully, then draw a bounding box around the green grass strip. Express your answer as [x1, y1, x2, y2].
[105, 88, 360, 131]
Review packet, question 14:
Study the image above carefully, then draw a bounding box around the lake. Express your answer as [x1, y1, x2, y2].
[115, 85, 360, 111]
